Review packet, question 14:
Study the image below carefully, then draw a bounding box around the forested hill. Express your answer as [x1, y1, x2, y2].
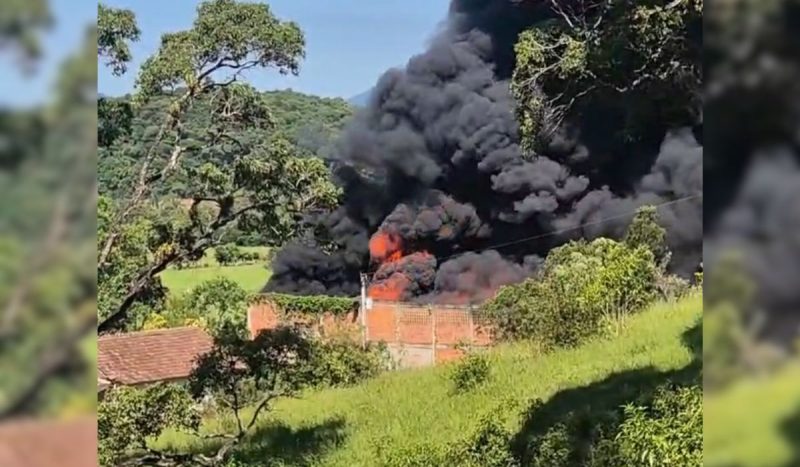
[98, 89, 354, 198]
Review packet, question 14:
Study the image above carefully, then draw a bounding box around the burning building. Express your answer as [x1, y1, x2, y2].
[264, 0, 703, 304]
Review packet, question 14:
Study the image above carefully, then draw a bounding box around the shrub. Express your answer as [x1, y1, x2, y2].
[610, 384, 702, 466]
[450, 351, 491, 393]
[98, 384, 199, 466]
[655, 273, 691, 302]
[214, 243, 243, 265]
[525, 423, 574, 467]
[450, 415, 517, 467]
[624, 205, 668, 263]
[304, 337, 389, 388]
[484, 238, 657, 347]
[263, 293, 359, 316]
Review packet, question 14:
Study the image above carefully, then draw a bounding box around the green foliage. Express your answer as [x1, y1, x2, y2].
[483, 237, 657, 347]
[260, 90, 354, 154]
[452, 415, 517, 467]
[611, 384, 702, 466]
[214, 242, 263, 265]
[151, 295, 701, 465]
[305, 338, 389, 388]
[98, 384, 200, 466]
[625, 205, 668, 263]
[450, 352, 491, 393]
[517, 384, 702, 467]
[97, 3, 140, 76]
[512, 0, 701, 150]
[189, 326, 314, 425]
[0, 22, 97, 419]
[264, 293, 359, 316]
[374, 414, 516, 467]
[525, 422, 573, 467]
[134, 0, 303, 101]
[99, 0, 343, 331]
[215, 242, 244, 265]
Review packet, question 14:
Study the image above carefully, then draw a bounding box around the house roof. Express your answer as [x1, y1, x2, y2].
[0, 417, 96, 467]
[98, 326, 213, 386]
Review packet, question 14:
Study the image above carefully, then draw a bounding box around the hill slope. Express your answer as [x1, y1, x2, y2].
[160, 294, 702, 465]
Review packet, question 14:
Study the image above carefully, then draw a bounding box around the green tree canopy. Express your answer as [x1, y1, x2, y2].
[98, 0, 341, 332]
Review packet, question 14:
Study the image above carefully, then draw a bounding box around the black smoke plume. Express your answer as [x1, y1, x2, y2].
[265, 0, 703, 302]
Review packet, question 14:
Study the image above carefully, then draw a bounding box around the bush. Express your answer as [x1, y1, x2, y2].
[517, 384, 702, 467]
[525, 423, 573, 467]
[304, 337, 389, 388]
[99, 384, 200, 466]
[484, 238, 657, 347]
[624, 205, 668, 263]
[214, 243, 243, 265]
[451, 415, 517, 467]
[655, 273, 691, 302]
[450, 352, 491, 393]
[603, 384, 702, 466]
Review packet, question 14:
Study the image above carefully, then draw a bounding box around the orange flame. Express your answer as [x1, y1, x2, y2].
[368, 273, 411, 301]
[369, 231, 403, 262]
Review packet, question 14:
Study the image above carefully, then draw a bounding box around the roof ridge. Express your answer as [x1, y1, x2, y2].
[98, 325, 207, 341]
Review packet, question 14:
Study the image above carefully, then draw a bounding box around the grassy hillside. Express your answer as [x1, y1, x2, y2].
[705, 363, 800, 467]
[158, 294, 701, 465]
[160, 247, 271, 295]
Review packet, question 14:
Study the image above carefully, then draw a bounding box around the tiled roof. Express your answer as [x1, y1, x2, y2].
[0, 417, 96, 467]
[98, 326, 213, 386]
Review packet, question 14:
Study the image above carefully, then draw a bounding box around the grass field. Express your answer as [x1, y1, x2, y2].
[160, 246, 271, 295]
[705, 362, 800, 467]
[157, 294, 702, 465]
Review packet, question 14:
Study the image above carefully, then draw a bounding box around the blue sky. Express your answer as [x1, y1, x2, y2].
[99, 0, 450, 99]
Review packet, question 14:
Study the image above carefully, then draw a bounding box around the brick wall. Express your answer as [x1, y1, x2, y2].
[247, 298, 494, 368]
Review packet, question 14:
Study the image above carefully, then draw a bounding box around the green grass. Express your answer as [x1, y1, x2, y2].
[705, 362, 800, 467]
[160, 246, 271, 295]
[157, 294, 702, 465]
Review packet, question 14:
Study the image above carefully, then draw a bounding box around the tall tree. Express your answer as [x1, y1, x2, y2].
[512, 0, 702, 151]
[98, 0, 340, 331]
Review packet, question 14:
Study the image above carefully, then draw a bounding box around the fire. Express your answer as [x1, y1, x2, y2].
[367, 251, 436, 301]
[368, 274, 411, 301]
[369, 231, 403, 263]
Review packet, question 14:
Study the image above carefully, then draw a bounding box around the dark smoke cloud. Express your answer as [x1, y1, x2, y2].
[380, 190, 491, 244]
[554, 129, 703, 274]
[424, 250, 537, 304]
[265, 0, 703, 300]
[706, 151, 800, 342]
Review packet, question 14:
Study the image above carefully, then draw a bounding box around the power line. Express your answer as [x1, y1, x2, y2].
[368, 194, 702, 271]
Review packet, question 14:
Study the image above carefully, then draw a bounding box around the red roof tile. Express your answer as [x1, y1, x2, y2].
[0, 417, 97, 467]
[98, 326, 213, 386]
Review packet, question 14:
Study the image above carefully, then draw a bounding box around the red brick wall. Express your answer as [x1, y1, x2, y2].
[247, 298, 494, 367]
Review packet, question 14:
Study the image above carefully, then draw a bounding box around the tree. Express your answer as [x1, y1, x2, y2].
[97, 3, 141, 76]
[512, 0, 702, 151]
[98, 384, 200, 466]
[98, 0, 341, 332]
[483, 237, 657, 346]
[162, 277, 250, 334]
[0, 10, 99, 418]
[214, 243, 243, 265]
[98, 326, 314, 466]
[624, 205, 668, 264]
